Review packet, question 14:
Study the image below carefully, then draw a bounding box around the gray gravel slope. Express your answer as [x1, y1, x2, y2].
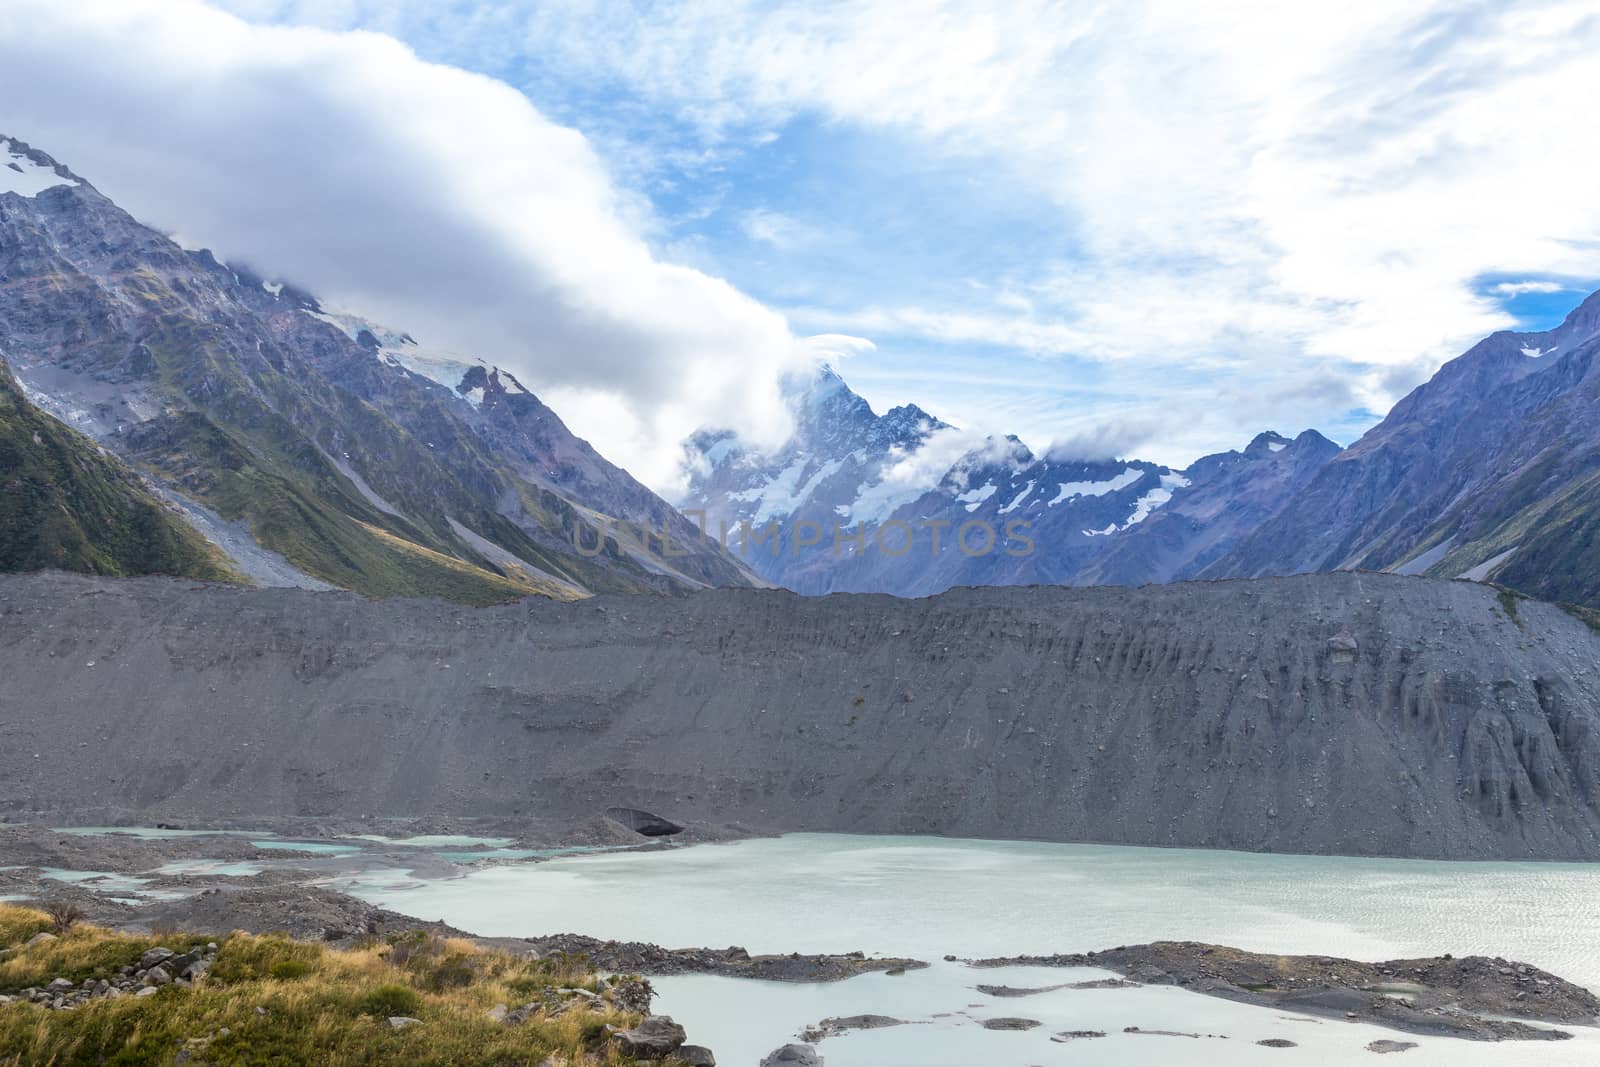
[1, 571, 1597, 859]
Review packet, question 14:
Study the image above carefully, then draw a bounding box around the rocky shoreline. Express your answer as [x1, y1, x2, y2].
[967, 941, 1600, 1041]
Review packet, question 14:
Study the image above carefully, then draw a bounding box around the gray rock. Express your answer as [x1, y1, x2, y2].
[760, 1045, 822, 1067]
[24, 933, 57, 948]
[139, 948, 176, 970]
[386, 1016, 421, 1030]
[46, 978, 74, 992]
[486, 1003, 508, 1022]
[980, 1017, 1041, 1030]
[134, 986, 159, 998]
[676, 1047, 717, 1067]
[611, 1015, 687, 1058]
[1366, 1040, 1419, 1054]
[146, 966, 172, 986]
[1051, 1030, 1106, 1042]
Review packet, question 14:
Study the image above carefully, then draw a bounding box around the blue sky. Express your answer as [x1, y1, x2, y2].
[10, 1, 1600, 486]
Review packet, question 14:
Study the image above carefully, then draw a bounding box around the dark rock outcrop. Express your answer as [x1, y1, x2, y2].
[603, 808, 684, 837]
[971, 941, 1600, 1040]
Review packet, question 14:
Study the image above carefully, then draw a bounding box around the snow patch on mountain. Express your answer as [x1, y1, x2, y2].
[304, 305, 490, 395]
[998, 480, 1035, 514]
[956, 482, 998, 512]
[1049, 467, 1143, 505]
[0, 139, 77, 198]
[1124, 486, 1173, 526]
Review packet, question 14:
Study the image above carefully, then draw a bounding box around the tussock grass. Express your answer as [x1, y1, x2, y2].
[0, 905, 655, 1066]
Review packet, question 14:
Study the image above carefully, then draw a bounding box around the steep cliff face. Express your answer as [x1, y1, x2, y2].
[2, 571, 1597, 860]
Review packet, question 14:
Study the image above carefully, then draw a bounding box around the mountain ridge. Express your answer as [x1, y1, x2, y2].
[0, 134, 759, 602]
[1207, 289, 1600, 609]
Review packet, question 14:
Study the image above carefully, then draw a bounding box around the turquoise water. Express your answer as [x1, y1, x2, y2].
[434, 846, 600, 863]
[153, 860, 267, 877]
[344, 834, 516, 849]
[38, 868, 150, 892]
[346, 833, 1600, 1066]
[52, 827, 276, 840]
[249, 840, 361, 855]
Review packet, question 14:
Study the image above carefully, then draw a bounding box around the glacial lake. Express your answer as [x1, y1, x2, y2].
[348, 833, 1600, 1065]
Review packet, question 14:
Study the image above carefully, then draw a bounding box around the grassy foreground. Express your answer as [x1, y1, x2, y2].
[0, 905, 656, 1066]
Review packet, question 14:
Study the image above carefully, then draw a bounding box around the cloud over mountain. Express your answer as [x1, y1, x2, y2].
[0, 0, 813, 490]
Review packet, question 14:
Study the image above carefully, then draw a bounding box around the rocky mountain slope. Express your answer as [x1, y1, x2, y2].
[683, 364, 1339, 595]
[0, 135, 756, 602]
[0, 355, 233, 580]
[3, 570, 1598, 860]
[1209, 291, 1600, 610]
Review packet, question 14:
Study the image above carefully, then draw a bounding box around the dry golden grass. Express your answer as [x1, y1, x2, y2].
[0, 905, 660, 1066]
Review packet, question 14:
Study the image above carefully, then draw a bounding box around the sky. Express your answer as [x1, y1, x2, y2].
[3, 0, 1600, 491]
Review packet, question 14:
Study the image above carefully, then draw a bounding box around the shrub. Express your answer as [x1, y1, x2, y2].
[357, 983, 422, 1019]
[268, 958, 313, 981]
[44, 899, 84, 934]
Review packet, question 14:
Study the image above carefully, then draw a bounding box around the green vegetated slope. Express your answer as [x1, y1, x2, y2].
[0, 904, 658, 1067]
[0, 358, 234, 582]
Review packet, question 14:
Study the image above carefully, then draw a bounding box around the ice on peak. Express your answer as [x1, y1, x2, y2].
[0, 139, 78, 198]
[1048, 467, 1143, 506]
[998, 480, 1035, 514]
[955, 482, 998, 512]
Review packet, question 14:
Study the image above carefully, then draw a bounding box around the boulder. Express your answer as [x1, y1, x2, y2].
[760, 1045, 822, 1066]
[135, 986, 160, 998]
[676, 1047, 717, 1066]
[24, 933, 57, 948]
[612, 1015, 687, 1059]
[980, 1017, 1040, 1031]
[386, 1016, 422, 1030]
[139, 948, 176, 970]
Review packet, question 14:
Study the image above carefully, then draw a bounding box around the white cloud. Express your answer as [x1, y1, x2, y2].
[740, 208, 821, 250]
[0, 0, 814, 491]
[1493, 280, 1572, 296]
[416, 0, 1600, 446]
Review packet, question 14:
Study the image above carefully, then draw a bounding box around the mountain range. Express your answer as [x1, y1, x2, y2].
[3, 133, 1598, 613]
[682, 365, 1342, 596]
[683, 295, 1600, 611]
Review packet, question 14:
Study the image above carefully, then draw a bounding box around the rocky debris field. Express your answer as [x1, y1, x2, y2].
[3, 570, 1599, 860]
[969, 941, 1600, 1040]
[522, 934, 924, 982]
[1, 937, 218, 1010]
